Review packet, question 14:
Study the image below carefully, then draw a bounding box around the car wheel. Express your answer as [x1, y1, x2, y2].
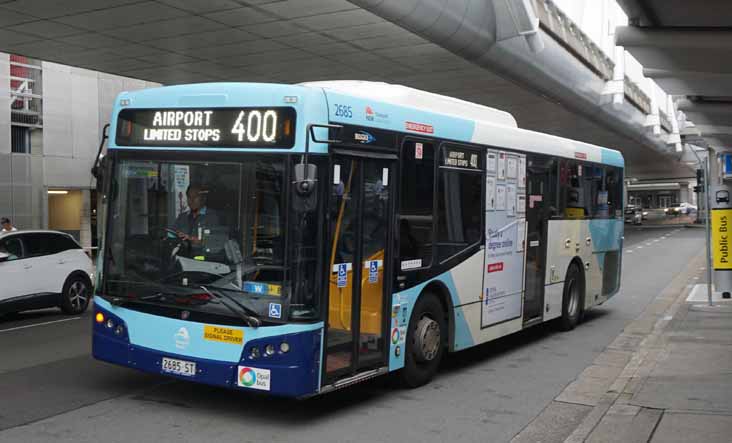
[399, 292, 446, 388]
[60, 275, 91, 315]
[558, 263, 583, 331]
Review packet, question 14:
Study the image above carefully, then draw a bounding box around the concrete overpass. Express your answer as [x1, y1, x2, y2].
[617, 0, 732, 153]
[0, 0, 698, 180]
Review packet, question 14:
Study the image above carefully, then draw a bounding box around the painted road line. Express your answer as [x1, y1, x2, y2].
[0, 317, 82, 333]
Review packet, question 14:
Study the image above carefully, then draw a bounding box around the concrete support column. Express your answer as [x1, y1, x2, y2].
[679, 182, 690, 203]
[80, 189, 92, 250]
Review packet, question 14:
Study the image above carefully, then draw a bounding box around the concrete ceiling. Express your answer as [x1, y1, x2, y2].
[617, 0, 732, 149]
[0, 0, 693, 179]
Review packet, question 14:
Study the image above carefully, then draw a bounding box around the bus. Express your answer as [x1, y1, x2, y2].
[92, 81, 624, 397]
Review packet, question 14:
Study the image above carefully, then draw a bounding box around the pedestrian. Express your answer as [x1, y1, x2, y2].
[1, 217, 17, 232]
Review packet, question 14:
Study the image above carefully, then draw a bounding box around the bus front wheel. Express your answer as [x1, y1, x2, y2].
[559, 263, 583, 331]
[400, 292, 446, 388]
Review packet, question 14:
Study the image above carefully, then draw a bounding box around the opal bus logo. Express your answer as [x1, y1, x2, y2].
[237, 366, 271, 391]
[174, 327, 190, 350]
[239, 367, 257, 387]
[391, 327, 400, 344]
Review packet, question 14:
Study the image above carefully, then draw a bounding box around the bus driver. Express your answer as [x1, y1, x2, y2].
[173, 184, 220, 256]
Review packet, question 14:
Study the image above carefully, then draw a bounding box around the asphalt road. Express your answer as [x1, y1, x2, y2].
[0, 226, 704, 443]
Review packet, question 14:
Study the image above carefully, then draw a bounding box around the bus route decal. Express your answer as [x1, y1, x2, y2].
[483, 151, 526, 328]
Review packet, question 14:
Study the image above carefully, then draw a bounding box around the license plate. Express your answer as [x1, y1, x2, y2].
[161, 357, 196, 377]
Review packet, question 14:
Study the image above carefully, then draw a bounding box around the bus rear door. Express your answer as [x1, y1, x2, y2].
[524, 155, 555, 322]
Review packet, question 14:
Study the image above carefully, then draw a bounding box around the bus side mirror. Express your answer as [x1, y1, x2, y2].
[294, 163, 318, 196]
[93, 155, 109, 192]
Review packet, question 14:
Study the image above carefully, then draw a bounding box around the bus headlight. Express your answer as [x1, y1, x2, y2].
[105, 318, 115, 329]
[114, 325, 125, 336]
[264, 344, 276, 356]
[280, 342, 290, 353]
[249, 347, 261, 359]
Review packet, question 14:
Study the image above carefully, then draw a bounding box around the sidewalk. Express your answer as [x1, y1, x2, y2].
[513, 249, 732, 442]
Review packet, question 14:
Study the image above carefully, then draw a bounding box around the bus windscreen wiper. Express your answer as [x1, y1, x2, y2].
[199, 285, 261, 328]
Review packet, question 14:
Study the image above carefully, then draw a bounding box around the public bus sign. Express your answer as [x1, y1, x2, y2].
[115, 107, 297, 148]
[712, 208, 732, 270]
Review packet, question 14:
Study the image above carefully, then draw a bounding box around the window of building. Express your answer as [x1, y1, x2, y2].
[436, 145, 483, 261]
[11, 126, 30, 153]
[399, 140, 435, 269]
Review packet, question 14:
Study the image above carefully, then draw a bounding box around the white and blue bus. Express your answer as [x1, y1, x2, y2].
[93, 81, 624, 397]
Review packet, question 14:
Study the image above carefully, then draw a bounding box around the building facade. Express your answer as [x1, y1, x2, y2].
[627, 181, 696, 209]
[0, 52, 158, 249]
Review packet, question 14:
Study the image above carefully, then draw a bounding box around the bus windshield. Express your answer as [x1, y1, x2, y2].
[103, 155, 323, 323]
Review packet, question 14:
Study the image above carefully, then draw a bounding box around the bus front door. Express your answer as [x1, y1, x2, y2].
[325, 154, 394, 382]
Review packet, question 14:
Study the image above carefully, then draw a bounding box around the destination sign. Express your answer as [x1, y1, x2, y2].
[115, 107, 296, 148]
[441, 146, 482, 170]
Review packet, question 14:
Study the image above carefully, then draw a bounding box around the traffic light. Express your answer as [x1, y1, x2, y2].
[697, 168, 705, 188]
[694, 185, 703, 193]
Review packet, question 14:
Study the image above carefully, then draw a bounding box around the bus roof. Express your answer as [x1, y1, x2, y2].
[111, 81, 624, 168]
[304, 80, 624, 168]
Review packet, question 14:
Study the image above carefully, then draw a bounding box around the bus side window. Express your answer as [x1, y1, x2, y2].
[558, 160, 584, 219]
[399, 140, 435, 269]
[606, 167, 623, 218]
[436, 145, 483, 262]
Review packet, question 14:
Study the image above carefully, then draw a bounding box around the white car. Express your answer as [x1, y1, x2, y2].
[0, 230, 94, 316]
[679, 202, 698, 214]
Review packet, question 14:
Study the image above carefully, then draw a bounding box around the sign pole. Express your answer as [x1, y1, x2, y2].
[705, 150, 713, 306]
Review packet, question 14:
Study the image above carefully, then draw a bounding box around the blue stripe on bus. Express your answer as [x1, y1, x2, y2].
[441, 273, 476, 351]
[94, 296, 323, 363]
[93, 324, 322, 397]
[601, 148, 625, 168]
[588, 219, 624, 252]
[387, 271, 475, 371]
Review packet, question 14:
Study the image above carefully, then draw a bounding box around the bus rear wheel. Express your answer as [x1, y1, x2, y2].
[559, 263, 583, 331]
[400, 292, 446, 388]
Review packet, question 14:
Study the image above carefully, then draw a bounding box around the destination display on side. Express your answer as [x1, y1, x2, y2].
[115, 107, 297, 148]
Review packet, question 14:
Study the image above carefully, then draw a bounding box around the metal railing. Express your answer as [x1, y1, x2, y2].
[531, 0, 615, 80]
[532, 0, 655, 119]
[659, 109, 672, 133]
[10, 56, 43, 128]
[623, 75, 651, 114]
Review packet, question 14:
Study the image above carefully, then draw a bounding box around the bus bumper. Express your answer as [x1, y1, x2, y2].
[92, 301, 323, 398]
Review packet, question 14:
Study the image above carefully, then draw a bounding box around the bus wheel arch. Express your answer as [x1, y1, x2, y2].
[422, 281, 453, 349]
[559, 258, 585, 331]
[399, 286, 449, 388]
